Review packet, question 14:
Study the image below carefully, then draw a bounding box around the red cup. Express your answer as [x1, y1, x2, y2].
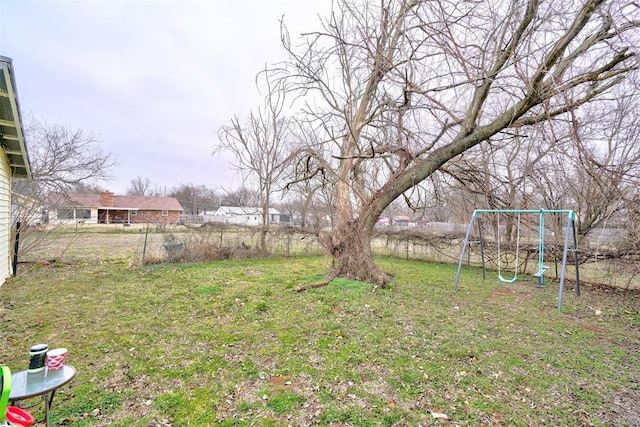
[45, 348, 67, 371]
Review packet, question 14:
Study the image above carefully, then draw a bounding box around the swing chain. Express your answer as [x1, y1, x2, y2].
[497, 213, 521, 283]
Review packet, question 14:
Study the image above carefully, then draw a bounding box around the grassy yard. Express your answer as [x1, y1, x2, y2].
[0, 239, 639, 425]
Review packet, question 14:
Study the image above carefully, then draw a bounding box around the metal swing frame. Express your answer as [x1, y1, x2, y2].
[454, 209, 581, 312]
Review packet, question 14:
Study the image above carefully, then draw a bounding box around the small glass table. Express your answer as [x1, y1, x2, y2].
[9, 365, 76, 427]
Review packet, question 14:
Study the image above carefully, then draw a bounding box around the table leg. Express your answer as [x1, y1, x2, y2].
[44, 390, 56, 427]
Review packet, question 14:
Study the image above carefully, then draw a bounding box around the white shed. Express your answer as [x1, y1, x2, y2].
[213, 206, 282, 226]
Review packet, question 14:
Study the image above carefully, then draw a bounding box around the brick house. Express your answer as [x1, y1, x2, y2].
[49, 192, 183, 224]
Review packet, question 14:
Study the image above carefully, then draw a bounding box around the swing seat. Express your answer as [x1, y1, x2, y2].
[498, 273, 518, 284]
[532, 266, 550, 278]
[533, 266, 550, 289]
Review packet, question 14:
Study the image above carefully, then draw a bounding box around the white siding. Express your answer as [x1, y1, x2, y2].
[0, 154, 10, 284]
[213, 206, 281, 226]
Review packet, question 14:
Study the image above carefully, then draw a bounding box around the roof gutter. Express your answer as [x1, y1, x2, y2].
[0, 56, 32, 180]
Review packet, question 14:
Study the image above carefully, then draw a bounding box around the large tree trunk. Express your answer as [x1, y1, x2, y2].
[319, 218, 392, 286]
[320, 146, 394, 285]
[260, 200, 269, 253]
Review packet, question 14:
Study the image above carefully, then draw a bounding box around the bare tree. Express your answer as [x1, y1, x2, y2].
[169, 183, 219, 215]
[127, 176, 152, 196]
[219, 187, 259, 208]
[437, 130, 550, 241]
[72, 182, 108, 193]
[283, 173, 336, 231]
[566, 95, 640, 236]
[18, 119, 117, 193]
[216, 71, 292, 252]
[273, 0, 638, 285]
[126, 176, 166, 197]
[12, 118, 117, 257]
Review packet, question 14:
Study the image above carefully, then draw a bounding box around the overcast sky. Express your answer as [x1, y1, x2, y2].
[1, 0, 332, 195]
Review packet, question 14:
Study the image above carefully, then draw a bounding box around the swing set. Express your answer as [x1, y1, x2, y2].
[454, 209, 581, 312]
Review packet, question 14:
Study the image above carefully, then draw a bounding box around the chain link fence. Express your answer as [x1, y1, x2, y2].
[16, 222, 640, 289]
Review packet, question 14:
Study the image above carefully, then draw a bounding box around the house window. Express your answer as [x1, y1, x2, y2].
[57, 208, 74, 219]
[162, 210, 168, 216]
[76, 209, 91, 219]
[130, 210, 138, 216]
[57, 208, 91, 220]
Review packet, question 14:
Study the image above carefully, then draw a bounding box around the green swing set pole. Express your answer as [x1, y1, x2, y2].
[477, 215, 486, 280]
[539, 211, 544, 273]
[537, 210, 546, 285]
[472, 209, 576, 215]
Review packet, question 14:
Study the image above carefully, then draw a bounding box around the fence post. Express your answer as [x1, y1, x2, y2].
[142, 224, 149, 264]
[12, 221, 21, 277]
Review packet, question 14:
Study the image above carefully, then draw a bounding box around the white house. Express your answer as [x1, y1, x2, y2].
[212, 206, 284, 226]
[0, 56, 32, 284]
